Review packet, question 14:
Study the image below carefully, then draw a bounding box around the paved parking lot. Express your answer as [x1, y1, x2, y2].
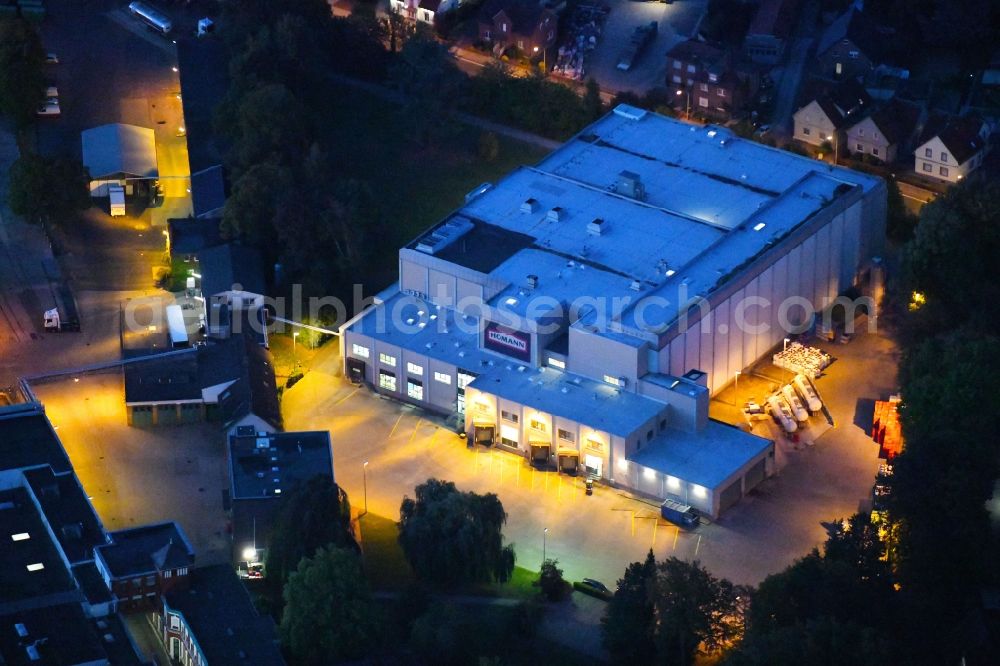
[32, 372, 231, 565]
[585, 0, 705, 95]
[283, 323, 895, 588]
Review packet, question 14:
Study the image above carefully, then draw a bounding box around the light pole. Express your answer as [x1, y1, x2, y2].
[542, 527, 548, 566]
[676, 88, 690, 120]
[734, 371, 741, 406]
[362, 460, 369, 517]
[292, 331, 299, 366]
[533, 45, 547, 74]
[783, 337, 790, 352]
[826, 134, 838, 165]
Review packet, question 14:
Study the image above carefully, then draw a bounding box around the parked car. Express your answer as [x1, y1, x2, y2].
[45, 52, 59, 64]
[45, 86, 58, 98]
[580, 578, 609, 594]
[36, 102, 60, 116]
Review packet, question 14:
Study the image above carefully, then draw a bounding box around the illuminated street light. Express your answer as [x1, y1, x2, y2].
[542, 527, 548, 565]
[171, 66, 178, 72]
[242, 547, 256, 561]
[783, 337, 790, 352]
[826, 134, 838, 165]
[675, 88, 690, 121]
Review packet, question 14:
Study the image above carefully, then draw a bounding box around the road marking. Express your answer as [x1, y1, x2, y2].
[331, 386, 359, 408]
[695, 533, 703, 557]
[672, 524, 680, 550]
[407, 418, 422, 447]
[386, 413, 404, 441]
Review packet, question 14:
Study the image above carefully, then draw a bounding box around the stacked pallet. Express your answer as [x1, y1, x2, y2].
[872, 395, 904, 460]
[772, 342, 832, 378]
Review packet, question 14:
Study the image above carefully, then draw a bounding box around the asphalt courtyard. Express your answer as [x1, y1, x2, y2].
[31, 372, 231, 566]
[283, 323, 896, 588]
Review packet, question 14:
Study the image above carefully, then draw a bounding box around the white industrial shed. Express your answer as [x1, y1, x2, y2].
[81, 123, 158, 197]
[341, 106, 886, 518]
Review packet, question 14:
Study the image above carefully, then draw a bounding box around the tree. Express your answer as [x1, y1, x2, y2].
[279, 545, 380, 664]
[224, 83, 312, 176]
[389, 34, 466, 146]
[583, 78, 604, 122]
[398, 478, 515, 586]
[538, 559, 569, 602]
[0, 18, 45, 129]
[602, 549, 658, 664]
[8, 154, 90, 225]
[652, 557, 742, 665]
[885, 175, 917, 243]
[221, 159, 291, 249]
[265, 475, 355, 592]
[409, 602, 473, 665]
[725, 616, 892, 666]
[901, 177, 1000, 338]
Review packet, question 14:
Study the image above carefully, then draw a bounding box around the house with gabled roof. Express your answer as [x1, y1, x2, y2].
[793, 79, 872, 148]
[913, 114, 990, 183]
[844, 98, 923, 163]
[816, 5, 891, 81]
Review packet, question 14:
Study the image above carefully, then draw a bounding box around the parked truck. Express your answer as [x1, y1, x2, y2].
[43, 284, 80, 332]
[616, 21, 657, 71]
[660, 498, 699, 528]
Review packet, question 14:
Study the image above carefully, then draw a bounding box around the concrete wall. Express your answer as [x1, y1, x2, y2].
[567, 326, 646, 387]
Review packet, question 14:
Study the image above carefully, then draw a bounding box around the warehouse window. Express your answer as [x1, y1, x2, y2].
[407, 379, 423, 401]
[548, 358, 565, 369]
[378, 371, 397, 392]
[406, 362, 423, 376]
[457, 373, 475, 389]
[379, 353, 396, 367]
[352, 344, 370, 358]
[529, 419, 546, 432]
[501, 410, 519, 424]
[434, 372, 451, 385]
[558, 429, 574, 442]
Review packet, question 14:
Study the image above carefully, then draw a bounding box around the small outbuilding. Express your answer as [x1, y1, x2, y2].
[81, 123, 158, 197]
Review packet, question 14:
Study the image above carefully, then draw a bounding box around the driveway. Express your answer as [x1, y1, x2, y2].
[282, 323, 895, 588]
[584, 0, 706, 95]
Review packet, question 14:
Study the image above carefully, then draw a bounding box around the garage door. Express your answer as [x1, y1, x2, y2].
[719, 478, 743, 513]
[744, 458, 766, 492]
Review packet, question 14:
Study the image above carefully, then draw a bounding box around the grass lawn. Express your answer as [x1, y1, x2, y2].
[321, 83, 548, 288]
[359, 512, 415, 590]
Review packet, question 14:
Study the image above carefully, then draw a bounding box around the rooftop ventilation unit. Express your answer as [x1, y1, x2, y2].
[629, 280, 642, 291]
[615, 171, 645, 201]
[547, 206, 563, 222]
[415, 216, 474, 255]
[587, 218, 606, 236]
[527, 274, 539, 289]
[520, 198, 539, 213]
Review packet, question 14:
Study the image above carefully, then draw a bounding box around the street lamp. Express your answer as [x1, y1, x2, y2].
[362, 461, 369, 517]
[542, 527, 548, 565]
[676, 88, 690, 121]
[826, 134, 838, 165]
[783, 337, 790, 352]
[533, 45, 547, 74]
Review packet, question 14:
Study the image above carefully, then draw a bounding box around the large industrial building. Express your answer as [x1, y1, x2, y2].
[342, 106, 885, 517]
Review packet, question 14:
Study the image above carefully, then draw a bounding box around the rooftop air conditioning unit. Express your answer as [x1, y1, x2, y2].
[520, 198, 539, 213]
[629, 280, 642, 291]
[527, 274, 539, 289]
[616, 170, 645, 200]
[547, 207, 563, 222]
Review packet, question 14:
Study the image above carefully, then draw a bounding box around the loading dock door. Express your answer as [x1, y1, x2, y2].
[557, 449, 579, 474]
[744, 458, 766, 491]
[529, 441, 551, 466]
[719, 478, 743, 513]
[473, 422, 495, 447]
[346, 358, 366, 384]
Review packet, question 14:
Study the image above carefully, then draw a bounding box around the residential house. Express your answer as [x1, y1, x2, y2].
[816, 6, 888, 81]
[156, 564, 284, 665]
[743, 0, 800, 65]
[94, 522, 195, 614]
[793, 79, 872, 148]
[844, 99, 923, 163]
[666, 40, 748, 120]
[478, 0, 557, 58]
[390, 0, 455, 25]
[228, 428, 337, 574]
[913, 114, 990, 183]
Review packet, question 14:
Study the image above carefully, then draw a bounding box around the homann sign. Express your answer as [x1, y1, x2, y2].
[484, 322, 531, 362]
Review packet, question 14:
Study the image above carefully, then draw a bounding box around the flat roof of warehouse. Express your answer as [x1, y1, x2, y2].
[468, 365, 664, 437]
[628, 420, 772, 489]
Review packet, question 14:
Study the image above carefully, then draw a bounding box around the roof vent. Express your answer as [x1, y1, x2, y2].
[527, 274, 538, 289]
[615, 171, 645, 200]
[520, 198, 538, 213]
[547, 207, 563, 222]
[587, 218, 606, 236]
[629, 280, 642, 291]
